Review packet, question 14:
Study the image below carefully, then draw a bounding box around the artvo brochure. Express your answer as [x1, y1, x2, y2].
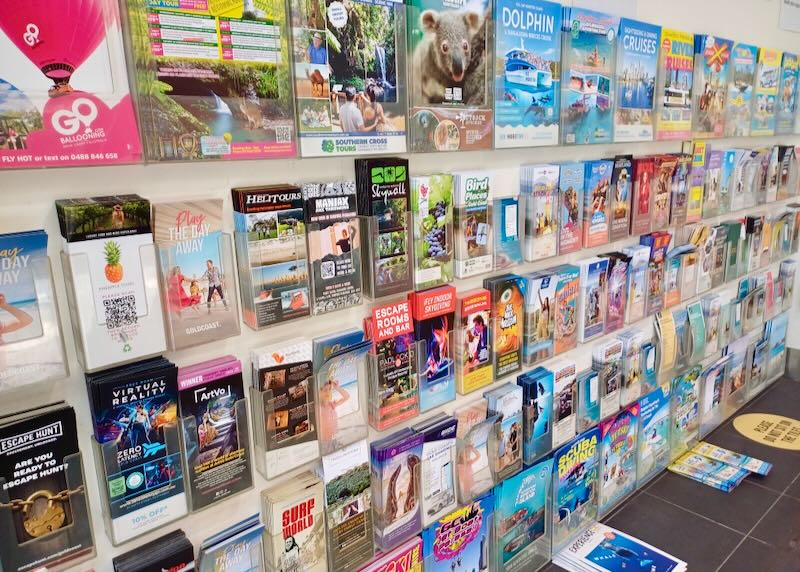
[0, 0, 141, 169]
[493, 0, 562, 148]
[408, 0, 493, 152]
[290, 0, 407, 156]
[125, 0, 296, 161]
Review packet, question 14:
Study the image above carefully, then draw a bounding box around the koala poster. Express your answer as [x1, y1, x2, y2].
[290, 0, 408, 156]
[408, 0, 493, 152]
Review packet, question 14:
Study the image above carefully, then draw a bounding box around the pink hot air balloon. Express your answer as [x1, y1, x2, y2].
[0, 0, 107, 97]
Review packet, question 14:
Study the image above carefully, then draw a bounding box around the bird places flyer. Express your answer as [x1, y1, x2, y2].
[290, 0, 408, 156]
[0, 0, 141, 168]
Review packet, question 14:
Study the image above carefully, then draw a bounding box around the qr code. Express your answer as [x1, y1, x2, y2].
[320, 261, 335, 279]
[275, 125, 292, 143]
[104, 295, 138, 329]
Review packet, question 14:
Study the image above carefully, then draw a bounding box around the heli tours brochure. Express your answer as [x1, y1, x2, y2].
[231, 185, 311, 329]
[290, 0, 407, 156]
[154, 200, 240, 350]
[614, 19, 660, 142]
[560, 7, 618, 145]
[493, 0, 562, 148]
[0, 0, 141, 168]
[408, 0, 493, 152]
[126, 0, 296, 161]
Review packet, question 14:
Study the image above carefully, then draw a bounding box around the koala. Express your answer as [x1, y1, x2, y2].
[412, 9, 482, 106]
[462, 7, 490, 107]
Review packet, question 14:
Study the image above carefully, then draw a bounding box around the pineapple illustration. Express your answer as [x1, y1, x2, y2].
[104, 241, 124, 283]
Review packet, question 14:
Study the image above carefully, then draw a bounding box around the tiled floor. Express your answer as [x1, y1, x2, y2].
[544, 377, 800, 572]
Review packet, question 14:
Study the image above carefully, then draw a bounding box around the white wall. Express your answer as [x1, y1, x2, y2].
[1, 0, 799, 568]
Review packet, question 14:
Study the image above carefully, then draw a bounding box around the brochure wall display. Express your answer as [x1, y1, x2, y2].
[0, 451, 95, 572]
[0, 253, 68, 390]
[92, 423, 187, 545]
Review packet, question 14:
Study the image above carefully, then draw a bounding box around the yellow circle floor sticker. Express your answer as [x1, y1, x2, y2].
[733, 413, 800, 451]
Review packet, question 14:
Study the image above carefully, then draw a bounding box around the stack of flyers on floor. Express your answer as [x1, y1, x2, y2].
[553, 522, 687, 572]
[668, 441, 771, 492]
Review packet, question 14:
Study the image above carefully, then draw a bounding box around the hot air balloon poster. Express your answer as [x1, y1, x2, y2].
[0, 0, 142, 169]
[125, 0, 297, 162]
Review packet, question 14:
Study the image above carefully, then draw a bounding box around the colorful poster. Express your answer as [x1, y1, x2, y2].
[127, 0, 296, 161]
[0, 0, 141, 168]
[560, 8, 618, 145]
[493, 0, 561, 148]
[291, 0, 407, 156]
[614, 19, 660, 142]
[692, 35, 733, 138]
[724, 43, 758, 137]
[408, 0, 493, 152]
[655, 28, 694, 140]
[751, 47, 782, 135]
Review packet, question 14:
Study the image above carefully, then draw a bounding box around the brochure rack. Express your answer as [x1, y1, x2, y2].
[60, 245, 166, 372]
[523, 400, 554, 464]
[358, 213, 413, 300]
[317, 353, 369, 456]
[454, 199, 494, 279]
[92, 423, 187, 545]
[371, 454, 423, 553]
[669, 365, 702, 460]
[456, 414, 501, 505]
[413, 331, 456, 413]
[494, 471, 552, 572]
[698, 356, 732, 439]
[157, 232, 241, 351]
[493, 196, 524, 271]
[367, 342, 420, 432]
[0, 451, 95, 572]
[233, 228, 309, 332]
[306, 219, 364, 316]
[0, 256, 68, 391]
[576, 370, 600, 433]
[249, 378, 319, 481]
[180, 397, 252, 512]
[636, 384, 672, 489]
